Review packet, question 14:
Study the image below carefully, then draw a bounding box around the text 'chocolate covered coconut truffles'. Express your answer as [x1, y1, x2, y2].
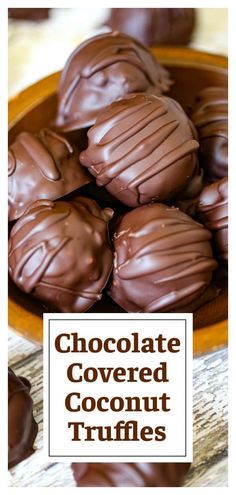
[191, 86, 228, 179]
[55, 32, 172, 132]
[8, 198, 114, 312]
[8, 368, 38, 469]
[80, 93, 201, 207]
[109, 203, 217, 312]
[8, 128, 91, 221]
[72, 462, 190, 487]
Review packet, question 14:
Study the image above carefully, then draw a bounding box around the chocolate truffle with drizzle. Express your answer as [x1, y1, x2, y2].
[191, 87, 228, 179]
[55, 32, 172, 132]
[8, 198, 114, 312]
[109, 203, 217, 312]
[8, 128, 91, 221]
[80, 93, 201, 207]
[197, 177, 228, 263]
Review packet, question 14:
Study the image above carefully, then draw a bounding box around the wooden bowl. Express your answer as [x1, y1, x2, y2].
[8, 47, 228, 353]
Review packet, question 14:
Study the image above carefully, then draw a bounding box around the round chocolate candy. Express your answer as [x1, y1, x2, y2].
[8, 368, 38, 469]
[80, 93, 201, 207]
[8, 128, 91, 221]
[8, 198, 114, 312]
[8, 8, 50, 21]
[71, 462, 190, 487]
[197, 177, 228, 263]
[191, 87, 228, 179]
[55, 32, 172, 132]
[106, 8, 195, 46]
[109, 203, 217, 312]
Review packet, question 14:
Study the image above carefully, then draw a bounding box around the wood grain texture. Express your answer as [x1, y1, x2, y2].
[8, 330, 227, 487]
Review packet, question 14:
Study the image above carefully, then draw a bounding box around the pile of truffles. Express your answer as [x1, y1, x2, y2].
[8, 30, 228, 487]
[9, 31, 228, 316]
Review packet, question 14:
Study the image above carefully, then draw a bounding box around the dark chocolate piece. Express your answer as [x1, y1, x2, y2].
[8, 128, 91, 221]
[8, 368, 38, 469]
[80, 93, 201, 207]
[8, 8, 50, 21]
[191, 87, 228, 179]
[106, 8, 195, 46]
[109, 203, 217, 312]
[55, 32, 172, 132]
[71, 462, 190, 487]
[8, 198, 114, 312]
[197, 177, 228, 263]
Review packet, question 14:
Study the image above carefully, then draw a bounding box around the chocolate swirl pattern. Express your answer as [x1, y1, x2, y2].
[8, 368, 38, 469]
[55, 32, 172, 131]
[191, 86, 228, 179]
[80, 94, 201, 207]
[198, 177, 228, 263]
[72, 462, 190, 487]
[109, 203, 217, 312]
[8, 128, 91, 221]
[8, 198, 114, 312]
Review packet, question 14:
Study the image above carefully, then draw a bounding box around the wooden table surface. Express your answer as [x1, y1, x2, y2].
[8, 330, 228, 487]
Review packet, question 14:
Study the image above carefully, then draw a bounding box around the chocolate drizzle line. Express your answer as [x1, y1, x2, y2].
[110, 203, 217, 312]
[8, 129, 91, 221]
[80, 94, 200, 207]
[9, 198, 114, 312]
[191, 86, 228, 179]
[56, 32, 172, 131]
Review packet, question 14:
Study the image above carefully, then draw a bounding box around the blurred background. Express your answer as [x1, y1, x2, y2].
[8, 7, 227, 98]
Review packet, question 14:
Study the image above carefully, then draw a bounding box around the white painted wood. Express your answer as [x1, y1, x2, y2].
[8, 330, 227, 487]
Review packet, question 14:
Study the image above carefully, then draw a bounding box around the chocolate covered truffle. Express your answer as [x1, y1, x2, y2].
[72, 462, 190, 487]
[191, 87, 228, 179]
[106, 8, 195, 46]
[8, 198, 114, 312]
[197, 177, 228, 263]
[80, 93, 201, 207]
[8, 368, 38, 469]
[8, 128, 91, 221]
[8, 8, 50, 21]
[55, 32, 172, 132]
[110, 203, 217, 312]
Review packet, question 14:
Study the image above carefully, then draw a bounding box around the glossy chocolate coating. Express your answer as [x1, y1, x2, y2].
[8, 198, 114, 312]
[106, 8, 195, 46]
[8, 128, 91, 221]
[55, 32, 172, 132]
[80, 93, 201, 207]
[8, 368, 38, 469]
[191, 87, 228, 179]
[110, 203, 217, 312]
[72, 462, 190, 487]
[8, 8, 50, 21]
[197, 177, 228, 263]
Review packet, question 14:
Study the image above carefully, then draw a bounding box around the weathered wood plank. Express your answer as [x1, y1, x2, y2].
[8, 331, 228, 487]
[8, 330, 41, 366]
